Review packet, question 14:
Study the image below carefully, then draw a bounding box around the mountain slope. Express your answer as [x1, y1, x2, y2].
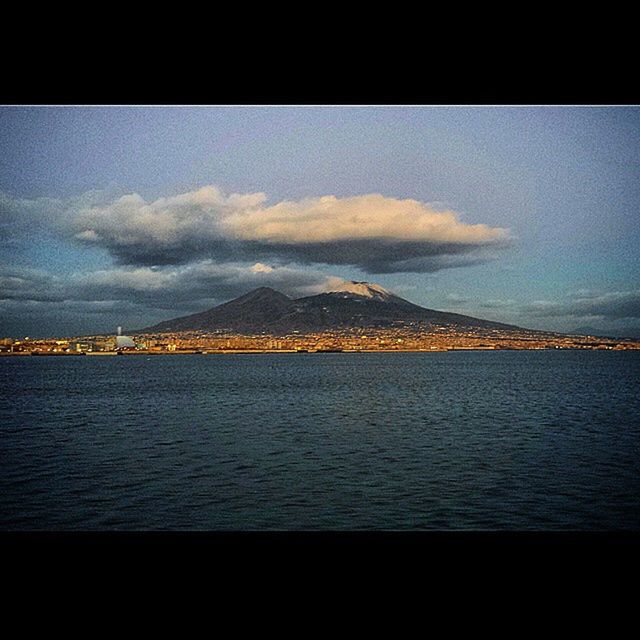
[144, 287, 294, 333]
[139, 281, 525, 334]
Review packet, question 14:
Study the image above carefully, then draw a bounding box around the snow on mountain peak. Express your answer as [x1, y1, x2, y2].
[327, 281, 394, 301]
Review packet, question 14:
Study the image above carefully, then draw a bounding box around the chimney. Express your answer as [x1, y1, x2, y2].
[117, 326, 122, 336]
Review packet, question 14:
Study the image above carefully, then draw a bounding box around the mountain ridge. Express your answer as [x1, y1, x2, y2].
[137, 281, 530, 335]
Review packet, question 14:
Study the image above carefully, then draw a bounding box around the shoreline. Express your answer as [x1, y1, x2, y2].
[1, 346, 638, 357]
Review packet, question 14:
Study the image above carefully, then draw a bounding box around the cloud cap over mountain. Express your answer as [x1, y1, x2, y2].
[70, 186, 510, 272]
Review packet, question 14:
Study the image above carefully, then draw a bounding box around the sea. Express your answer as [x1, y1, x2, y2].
[1, 350, 639, 530]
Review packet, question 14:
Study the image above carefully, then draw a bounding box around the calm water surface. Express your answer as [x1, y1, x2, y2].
[1, 351, 639, 530]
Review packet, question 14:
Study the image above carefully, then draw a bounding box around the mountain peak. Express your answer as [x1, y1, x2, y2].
[327, 280, 395, 302]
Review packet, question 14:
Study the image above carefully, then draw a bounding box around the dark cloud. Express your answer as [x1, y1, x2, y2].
[0, 261, 347, 335]
[0, 267, 67, 302]
[522, 291, 640, 320]
[230, 239, 504, 274]
[0, 298, 163, 338]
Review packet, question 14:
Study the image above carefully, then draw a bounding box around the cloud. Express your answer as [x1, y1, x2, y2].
[435, 290, 640, 336]
[522, 290, 640, 320]
[0, 184, 512, 334]
[443, 289, 640, 322]
[0, 296, 165, 339]
[0, 265, 78, 303]
[0, 261, 347, 323]
[66, 186, 509, 272]
[73, 261, 343, 306]
[0, 189, 113, 243]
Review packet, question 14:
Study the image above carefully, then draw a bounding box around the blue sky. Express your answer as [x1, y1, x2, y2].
[1, 106, 639, 337]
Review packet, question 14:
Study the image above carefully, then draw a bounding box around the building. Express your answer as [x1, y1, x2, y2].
[115, 326, 136, 350]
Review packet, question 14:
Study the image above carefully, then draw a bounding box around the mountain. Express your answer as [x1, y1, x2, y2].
[144, 287, 293, 334]
[326, 281, 399, 302]
[139, 281, 527, 335]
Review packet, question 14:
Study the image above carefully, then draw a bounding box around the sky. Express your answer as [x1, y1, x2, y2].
[1, 106, 639, 338]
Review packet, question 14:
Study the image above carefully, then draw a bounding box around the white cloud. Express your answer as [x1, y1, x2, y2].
[223, 193, 506, 245]
[250, 262, 274, 273]
[65, 186, 510, 272]
[1, 185, 510, 272]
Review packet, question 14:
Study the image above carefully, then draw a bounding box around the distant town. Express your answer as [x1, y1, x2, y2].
[2, 324, 639, 356]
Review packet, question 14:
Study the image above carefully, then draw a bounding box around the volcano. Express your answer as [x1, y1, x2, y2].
[139, 281, 525, 335]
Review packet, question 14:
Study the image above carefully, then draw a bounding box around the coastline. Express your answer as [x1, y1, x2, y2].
[2, 346, 638, 357]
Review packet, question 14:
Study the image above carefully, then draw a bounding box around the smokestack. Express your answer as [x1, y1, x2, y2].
[117, 326, 122, 336]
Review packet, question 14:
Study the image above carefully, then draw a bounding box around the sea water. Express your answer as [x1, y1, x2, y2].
[1, 351, 638, 530]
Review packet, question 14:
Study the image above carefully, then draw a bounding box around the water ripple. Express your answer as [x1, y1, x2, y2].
[1, 351, 639, 530]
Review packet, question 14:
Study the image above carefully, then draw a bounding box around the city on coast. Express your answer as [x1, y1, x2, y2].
[2, 325, 639, 356]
